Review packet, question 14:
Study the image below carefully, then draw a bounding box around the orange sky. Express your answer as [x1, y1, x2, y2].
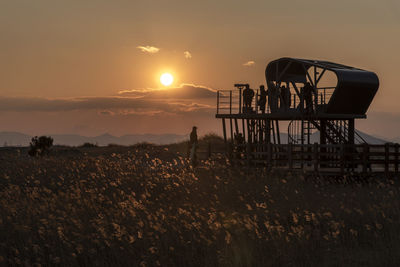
[0, 0, 400, 138]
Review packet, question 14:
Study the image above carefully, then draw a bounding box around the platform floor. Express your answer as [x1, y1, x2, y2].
[216, 112, 366, 120]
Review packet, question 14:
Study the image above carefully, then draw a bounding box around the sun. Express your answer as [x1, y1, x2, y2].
[160, 73, 174, 86]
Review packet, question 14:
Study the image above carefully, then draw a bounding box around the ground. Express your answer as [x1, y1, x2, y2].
[0, 143, 400, 266]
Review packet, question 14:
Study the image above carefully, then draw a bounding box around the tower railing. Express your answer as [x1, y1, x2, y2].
[216, 87, 336, 115]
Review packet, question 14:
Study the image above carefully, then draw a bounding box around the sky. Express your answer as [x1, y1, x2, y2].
[0, 0, 400, 138]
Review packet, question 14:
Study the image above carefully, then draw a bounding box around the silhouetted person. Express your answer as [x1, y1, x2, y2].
[267, 81, 278, 113]
[189, 126, 198, 165]
[243, 84, 254, 112]
[258, 85, 267, 113]
[303, 82, 313, 113]
[280, 85, 291, 110]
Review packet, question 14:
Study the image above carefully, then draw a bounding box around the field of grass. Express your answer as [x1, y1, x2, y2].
[1, 143, 400, 266]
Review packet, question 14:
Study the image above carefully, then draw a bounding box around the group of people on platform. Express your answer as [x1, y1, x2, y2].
[242, 82, 314, 114]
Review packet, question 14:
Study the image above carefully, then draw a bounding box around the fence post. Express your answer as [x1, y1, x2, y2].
[229, 91, 232, 115]
[222, 119, 227, 153]
[362, 143, 368, 173]
[395, 143, 399, 174]
[239, 88, 242, 114]
[313, 143, 318, 173]
[267, 143, 272, 171]
[385, 143, 389, 174]
[217, 91, 220, 114]
[288, 143, 293, 170]
[340, 144, 345, 174]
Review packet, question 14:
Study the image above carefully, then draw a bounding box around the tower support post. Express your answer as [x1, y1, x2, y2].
[348, 119, 355, 144]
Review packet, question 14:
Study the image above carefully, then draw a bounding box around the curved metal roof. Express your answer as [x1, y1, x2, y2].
[265, 58, 379, 115]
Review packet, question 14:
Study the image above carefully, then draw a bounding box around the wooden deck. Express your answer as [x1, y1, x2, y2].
[216, 112, 366, 120]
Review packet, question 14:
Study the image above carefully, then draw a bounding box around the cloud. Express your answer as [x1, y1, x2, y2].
[118, 83, 217, 99]
[137, 45, 160, 54]
[243, 60, 255, 66]
[98, 110, 115, 116]
[0, 83, 221, 136]
[184, 51, 192, 59]
[0, 95, 214, 115]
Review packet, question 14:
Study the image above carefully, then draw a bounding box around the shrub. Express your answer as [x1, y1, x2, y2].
[200, 132, 223, 142]
[131, 142, 153, 149]
[107, 143, 124, 148]
[80, 142, 98, 148]
[28, 136, 54, 157]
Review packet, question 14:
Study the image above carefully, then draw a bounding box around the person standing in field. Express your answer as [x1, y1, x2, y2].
[189, 126, 198, 165]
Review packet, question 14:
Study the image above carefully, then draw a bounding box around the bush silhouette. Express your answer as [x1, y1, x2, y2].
[28, 136, 54, 157]
[80, 142, 98, 148]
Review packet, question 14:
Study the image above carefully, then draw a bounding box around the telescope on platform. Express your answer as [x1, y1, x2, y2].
[234, 83, 249, 89]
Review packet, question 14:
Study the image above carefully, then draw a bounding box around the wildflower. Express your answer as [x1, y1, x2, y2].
[225, 231, 232, 244]
[76, 244, 83, 254]
[292, 213, 298, 224]
[349, 229, 358, 236]
[148, 247, 157, 254]
[52, 257, 61, 264]
[331, 230, 340, 238]
[256, 202, 267, 209]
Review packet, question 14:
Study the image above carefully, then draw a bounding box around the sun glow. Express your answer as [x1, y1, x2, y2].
[160, 73, 174, 86]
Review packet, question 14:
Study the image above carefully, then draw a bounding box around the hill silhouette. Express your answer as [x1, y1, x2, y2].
[0, 132, 186, 147]
[0, 130, 391, 147]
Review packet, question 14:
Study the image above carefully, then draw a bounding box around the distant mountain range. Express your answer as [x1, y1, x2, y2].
[393, 137, 400, 144]
[0, 132, 187, 147]
[0, 130, 394, 147]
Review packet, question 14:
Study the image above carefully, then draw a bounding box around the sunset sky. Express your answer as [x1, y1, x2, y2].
[1, 0, 400, 138]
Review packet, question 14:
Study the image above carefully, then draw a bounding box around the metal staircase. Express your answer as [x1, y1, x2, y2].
[288, 120, 316, 144]
[288, 119, 367, 145]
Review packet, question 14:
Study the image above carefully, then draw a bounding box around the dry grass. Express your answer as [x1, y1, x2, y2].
[0, 145, 400, 266]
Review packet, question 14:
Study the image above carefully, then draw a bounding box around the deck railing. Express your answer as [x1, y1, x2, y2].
[231, 143, 400, 174]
